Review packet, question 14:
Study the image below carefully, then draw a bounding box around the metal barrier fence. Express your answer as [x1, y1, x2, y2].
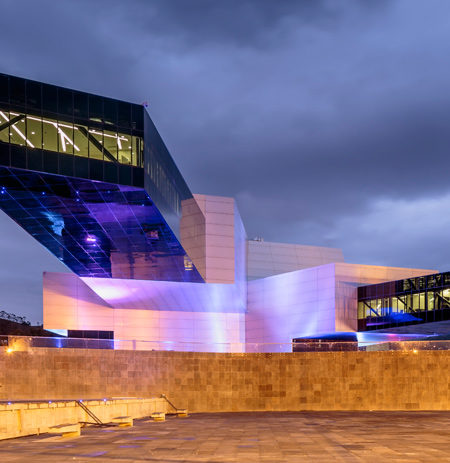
[1, 335, 450, 353]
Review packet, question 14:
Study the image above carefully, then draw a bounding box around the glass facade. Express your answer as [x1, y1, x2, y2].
[0, 165, 203, 282]
[144, 111, 193, 235]
[358, 272, 450, 330]
[0, 73, 204, 282]
[0, 73, 145, 188]
[0, 109, 143, 166]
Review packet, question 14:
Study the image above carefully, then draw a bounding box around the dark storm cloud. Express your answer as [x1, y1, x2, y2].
[1, 0, 450, 319]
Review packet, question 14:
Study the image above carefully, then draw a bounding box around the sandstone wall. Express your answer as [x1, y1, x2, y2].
[1, 347, 449, 411]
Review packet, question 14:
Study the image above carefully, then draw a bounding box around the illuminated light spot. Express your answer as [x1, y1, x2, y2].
[6, 348, 13, 354]
[413, 349, 418, 354]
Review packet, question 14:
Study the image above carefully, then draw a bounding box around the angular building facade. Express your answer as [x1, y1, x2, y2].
[0, 73, 440, 351]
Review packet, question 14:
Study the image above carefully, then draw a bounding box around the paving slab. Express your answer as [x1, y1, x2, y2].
[0, 411, 449, 462]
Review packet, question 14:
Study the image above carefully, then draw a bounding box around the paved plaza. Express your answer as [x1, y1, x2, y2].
[0, 411, 450, 462]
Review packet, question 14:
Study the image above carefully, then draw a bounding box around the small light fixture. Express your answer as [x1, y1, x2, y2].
[6, 348, 13, 354]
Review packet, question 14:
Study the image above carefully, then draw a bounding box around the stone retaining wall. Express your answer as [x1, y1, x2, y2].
[1, 347, 449, 413]
[0, 397, 168, 440]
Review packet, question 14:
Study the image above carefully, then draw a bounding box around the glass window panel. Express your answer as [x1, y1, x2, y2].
[104, 162, 118, 183]
[58, 88, 73, 117]
[27, 149, 42, 172]
[119, 165, 131, 185]
[42, 84, 58, 114]
[118, 102, 131, 128]
[73, 92, 88, 120]
[391, 297, 397, 312]
[369, 299, 379, 316]
[103, 129, 118, 161]
[59, 154, 73, 176]
[8, 115, 28, 148]
[427, 292, 434, 310]
[88, 128, 103, 160]
[419, 292, 425, 310]
[58, 120, 74, 155]
[74, 123, 89, 158]
[443, 272, 450, 286]
[89, 95, 103, 122]
[435, 290, 442, 309]
[442, 289, 450, 308]
[103, 98, 117, 126]
[43, 119, 58, 152]
[26, 115, 42, 149]
[0, 110, 9, 143]
[18, 117, 27, 147]
[74, 156, 88, 177]
[131, 105, 143, 131]
[9, 77, 26, 106]
[10, 144, 26, 168]
[397, 297, 405, 312]
[89, 158, 103, 180]
[406, 295, 412, 312]
[0, 75, 9, 103]
[43, 150, 58, 173]
[118, 134, 132, 164]
[132, 135, 142, 166]
[26, 81, 41, 111]
[418, 277, 426, 290]
[412, 293, 419, 310]
[358, 302, 365, 319]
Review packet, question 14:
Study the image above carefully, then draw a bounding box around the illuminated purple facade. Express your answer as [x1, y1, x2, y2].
[0, 73, 438, 351]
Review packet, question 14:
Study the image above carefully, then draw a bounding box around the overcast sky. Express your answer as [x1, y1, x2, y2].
[1, 0, 450, 322]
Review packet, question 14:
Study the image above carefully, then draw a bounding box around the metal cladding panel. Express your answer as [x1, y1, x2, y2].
[0, 166, 203, 282]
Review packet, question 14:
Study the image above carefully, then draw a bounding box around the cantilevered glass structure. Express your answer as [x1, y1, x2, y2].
[0, 73, 203, 282]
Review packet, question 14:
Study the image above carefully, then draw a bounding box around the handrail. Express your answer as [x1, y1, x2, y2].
[160, 394, 178, 411]
[1, 334, 450, 353]
[76, 400, 104, 426]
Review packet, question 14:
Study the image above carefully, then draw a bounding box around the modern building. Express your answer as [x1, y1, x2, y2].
[0, 73, 440, 351]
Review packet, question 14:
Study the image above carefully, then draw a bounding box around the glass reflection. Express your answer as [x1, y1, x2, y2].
[358, 272, 450, 330]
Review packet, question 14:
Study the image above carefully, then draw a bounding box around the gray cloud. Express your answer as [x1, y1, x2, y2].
[1, 0, 450, 320]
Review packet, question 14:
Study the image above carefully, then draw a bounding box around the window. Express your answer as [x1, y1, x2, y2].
[0, 108, 143, 167]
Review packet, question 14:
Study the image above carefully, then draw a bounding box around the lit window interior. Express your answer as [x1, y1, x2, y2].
[0, 110, 143, 167]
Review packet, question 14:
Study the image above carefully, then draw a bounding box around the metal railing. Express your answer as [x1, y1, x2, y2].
[1, 335, 450, 353]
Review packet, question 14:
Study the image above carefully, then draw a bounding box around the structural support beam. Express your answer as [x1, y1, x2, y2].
[0, 114, 26, 133]
[77, 126, 118, 164]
